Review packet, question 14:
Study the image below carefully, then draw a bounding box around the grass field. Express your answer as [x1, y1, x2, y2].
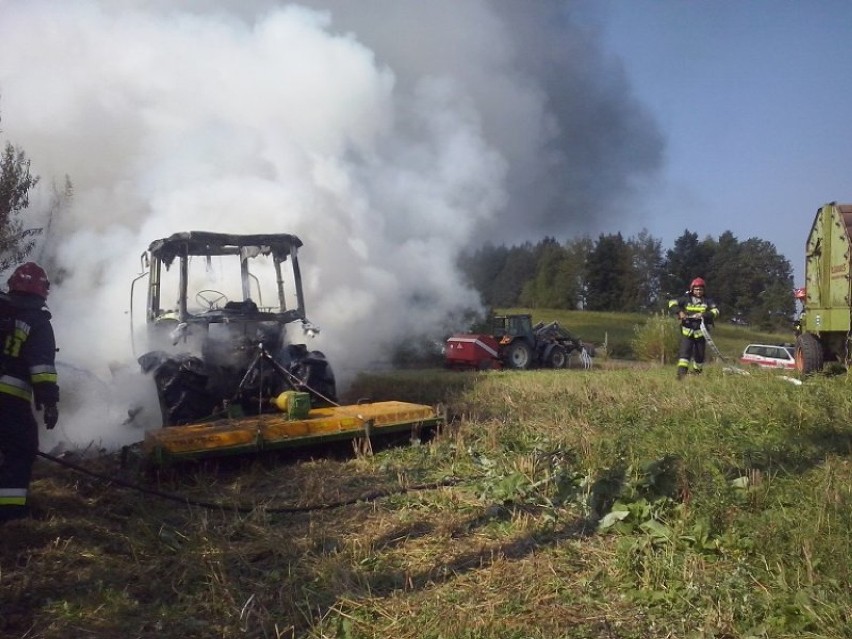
[498, 307, 794, 362]
[1, 312, 849, 639]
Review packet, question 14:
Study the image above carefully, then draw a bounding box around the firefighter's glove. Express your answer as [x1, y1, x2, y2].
[702, 312, 716, 324]
[43, 404, 59, 430]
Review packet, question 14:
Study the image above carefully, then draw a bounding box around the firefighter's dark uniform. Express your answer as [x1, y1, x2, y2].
[668, 292, 719, 378]
[0, 291, 59, 522]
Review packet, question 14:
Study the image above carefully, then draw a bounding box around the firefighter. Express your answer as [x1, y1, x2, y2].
[0, 262, 59, 523]
[668, 277, 719, 379]
[793, 287, 806, 336]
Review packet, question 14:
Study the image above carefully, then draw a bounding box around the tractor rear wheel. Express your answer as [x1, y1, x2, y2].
[546, 345, 567, 369]
[504, 340, 533, 370]
[795, 333, 823, 375]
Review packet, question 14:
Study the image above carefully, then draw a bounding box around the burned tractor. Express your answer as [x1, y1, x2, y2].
[132, 232, 336, 427]
[127, 231, 442, 465]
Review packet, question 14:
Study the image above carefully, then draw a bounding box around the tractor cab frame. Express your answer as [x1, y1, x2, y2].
[131, 231, 336, 426]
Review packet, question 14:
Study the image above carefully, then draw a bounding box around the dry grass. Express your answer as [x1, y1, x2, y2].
[2, 449, 609, 638]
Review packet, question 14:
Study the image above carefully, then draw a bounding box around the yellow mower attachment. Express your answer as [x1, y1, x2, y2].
[143, 400, 443, 464]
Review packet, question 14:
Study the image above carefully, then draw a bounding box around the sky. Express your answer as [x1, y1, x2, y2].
[0, 0, 849, 448]
[574, 0, 852, 282]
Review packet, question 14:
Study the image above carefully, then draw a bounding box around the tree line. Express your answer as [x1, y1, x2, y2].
[459, 229, 795, 329]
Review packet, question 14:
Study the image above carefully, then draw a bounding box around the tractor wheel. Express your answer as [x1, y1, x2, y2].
[546, 345, 567, 369]
[795, 333, 823, 375]
[504, 340, 533, 370]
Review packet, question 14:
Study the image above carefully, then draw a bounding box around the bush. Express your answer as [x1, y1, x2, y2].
[631, 313, 680, 364]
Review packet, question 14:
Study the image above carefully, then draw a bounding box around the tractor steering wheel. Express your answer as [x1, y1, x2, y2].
[195, 289, 229, 310]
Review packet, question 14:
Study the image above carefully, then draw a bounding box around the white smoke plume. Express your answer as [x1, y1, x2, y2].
[0, 0, 662, 450]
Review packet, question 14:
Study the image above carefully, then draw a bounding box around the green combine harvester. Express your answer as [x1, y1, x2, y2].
[796, 202, 852, 373]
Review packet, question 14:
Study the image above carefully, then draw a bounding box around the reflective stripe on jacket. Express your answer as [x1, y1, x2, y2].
[0, 292, 59, 406]
[668, 294, 720, 339]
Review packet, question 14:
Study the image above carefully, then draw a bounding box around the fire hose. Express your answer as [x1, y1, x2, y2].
[36, 449, 467, 514]
[699, 319, 733, 365]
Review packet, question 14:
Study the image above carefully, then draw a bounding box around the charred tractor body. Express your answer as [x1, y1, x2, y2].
[796, 203, 852, 374]
[131, 231, 441, 463]
[133, 232, 336, 427]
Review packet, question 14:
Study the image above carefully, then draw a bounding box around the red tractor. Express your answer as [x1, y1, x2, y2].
[445, 313, 591, 371]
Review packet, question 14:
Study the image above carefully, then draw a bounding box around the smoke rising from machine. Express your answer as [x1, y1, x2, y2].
[0, 0, 662, 450]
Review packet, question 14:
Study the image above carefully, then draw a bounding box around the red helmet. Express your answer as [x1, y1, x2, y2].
[690, 277, 706, 289]
[8, 262, 50, 298]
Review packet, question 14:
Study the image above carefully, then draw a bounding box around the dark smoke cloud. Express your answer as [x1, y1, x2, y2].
[289, 0, 666, 242]
[119, 0, 665, 242]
